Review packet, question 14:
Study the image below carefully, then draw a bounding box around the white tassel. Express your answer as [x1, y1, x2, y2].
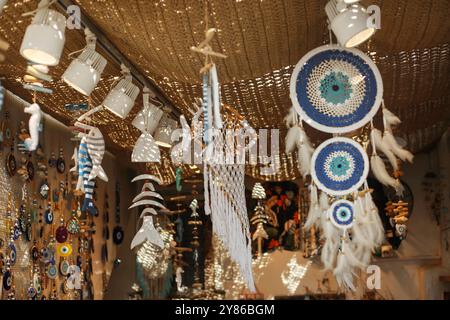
[333, 240, 357, 291]
[383, 131, 414, 163]
[285, 126, 301, 153]
[371, 128, 399, 171]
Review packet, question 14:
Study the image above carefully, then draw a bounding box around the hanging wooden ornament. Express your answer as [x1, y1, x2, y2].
[311, 137, 369, 196]
[290, 45, 383, 133]
[5, 151, 16, 177]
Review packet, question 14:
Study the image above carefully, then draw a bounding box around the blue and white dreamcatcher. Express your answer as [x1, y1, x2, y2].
[289, 45, 383, 134]
[311, 137, 369, 196]
[286, 44, 413, 291]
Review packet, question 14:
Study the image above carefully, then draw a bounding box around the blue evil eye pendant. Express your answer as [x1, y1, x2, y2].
[7, 243, 16, 265]
[311, 137, 369, 196]
[3, 270, 12, 291]
[12, 222, 21, 240]
[289, 45, 383, 134]
[31, 244, 40, 262]
[59, 259, 70, 276]
[46, 264, 58, 279]
[44, 205, 54, 224]
[112, 226, 124, 245]
[328, 199, 355, 230]
[176, 167, 183, 192]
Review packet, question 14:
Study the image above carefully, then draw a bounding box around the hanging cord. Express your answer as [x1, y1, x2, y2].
[370, 120, 377, 156]
[68, 28, 97, 59]
[22, 0, 56, 17]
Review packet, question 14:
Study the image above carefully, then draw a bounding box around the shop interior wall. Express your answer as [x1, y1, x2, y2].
[0, 91, 136, 300]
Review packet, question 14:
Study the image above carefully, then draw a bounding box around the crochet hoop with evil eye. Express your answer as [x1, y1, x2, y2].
[290, 45, 383, 133]
[311, 137, 369, 196]
[328, 199, 355, 230]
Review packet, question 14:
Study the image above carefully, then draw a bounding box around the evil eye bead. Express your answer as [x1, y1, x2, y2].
[13, 224, 21, 240]
[57, 243, 73, 257]
[47, 265, 58, 279]
[8, 243, 16, 265]
[31, 246, 40, 262]
[40, 247, 53, 263]
[329, 200, 355, 230]
[59, 260, 70, 276]
[112, 226, 124, 245]
[28, 286, 37, 298]
[3, 270, 12, 291]
[44, 209, 54, 224]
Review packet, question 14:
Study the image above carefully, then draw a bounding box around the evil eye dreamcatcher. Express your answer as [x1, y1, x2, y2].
[311, 137, 369, 196]
[290, 45, 383, 133]
[287, 41, 413, 291]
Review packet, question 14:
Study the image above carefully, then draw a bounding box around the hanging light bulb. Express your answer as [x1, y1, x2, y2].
[20, 0, 66, 66]
[154, 114, 178, 148]
[325, 0, 375, 48]
[62, 28, 107, 96]
[102, 64, 140, 119]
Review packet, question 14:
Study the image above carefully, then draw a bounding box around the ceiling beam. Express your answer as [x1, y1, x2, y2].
[56, 0, 181, 118]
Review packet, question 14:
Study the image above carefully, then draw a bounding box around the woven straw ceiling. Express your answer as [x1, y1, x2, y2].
[1, 0, 449, 183]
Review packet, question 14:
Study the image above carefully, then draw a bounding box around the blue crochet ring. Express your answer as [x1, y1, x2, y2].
[329, 200, 355, 230]
[290, 45, 383, 133]
[311, 137, 369, 196]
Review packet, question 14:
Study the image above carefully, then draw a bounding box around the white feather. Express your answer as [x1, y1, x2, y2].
[371, 128, 399, 171]
[284, 107, 297, 128]
[285, 126, 301, 153]
[382, 107, 401, 127]
[383, 131, 414, 163]
[304, 184, 320, 230]
[364, 191, 385, 246]
[371, 154, 401, 190]
[296, 135, 314, 179]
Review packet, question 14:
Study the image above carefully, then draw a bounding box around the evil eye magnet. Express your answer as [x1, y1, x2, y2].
[57, 243, 73, 257]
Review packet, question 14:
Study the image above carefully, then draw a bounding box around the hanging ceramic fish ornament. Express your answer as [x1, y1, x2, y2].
[311, 137, 369, 196]
[77, 135, 96, 216]
[290, 45, 383, 133]
[131, 216, 164, 250]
